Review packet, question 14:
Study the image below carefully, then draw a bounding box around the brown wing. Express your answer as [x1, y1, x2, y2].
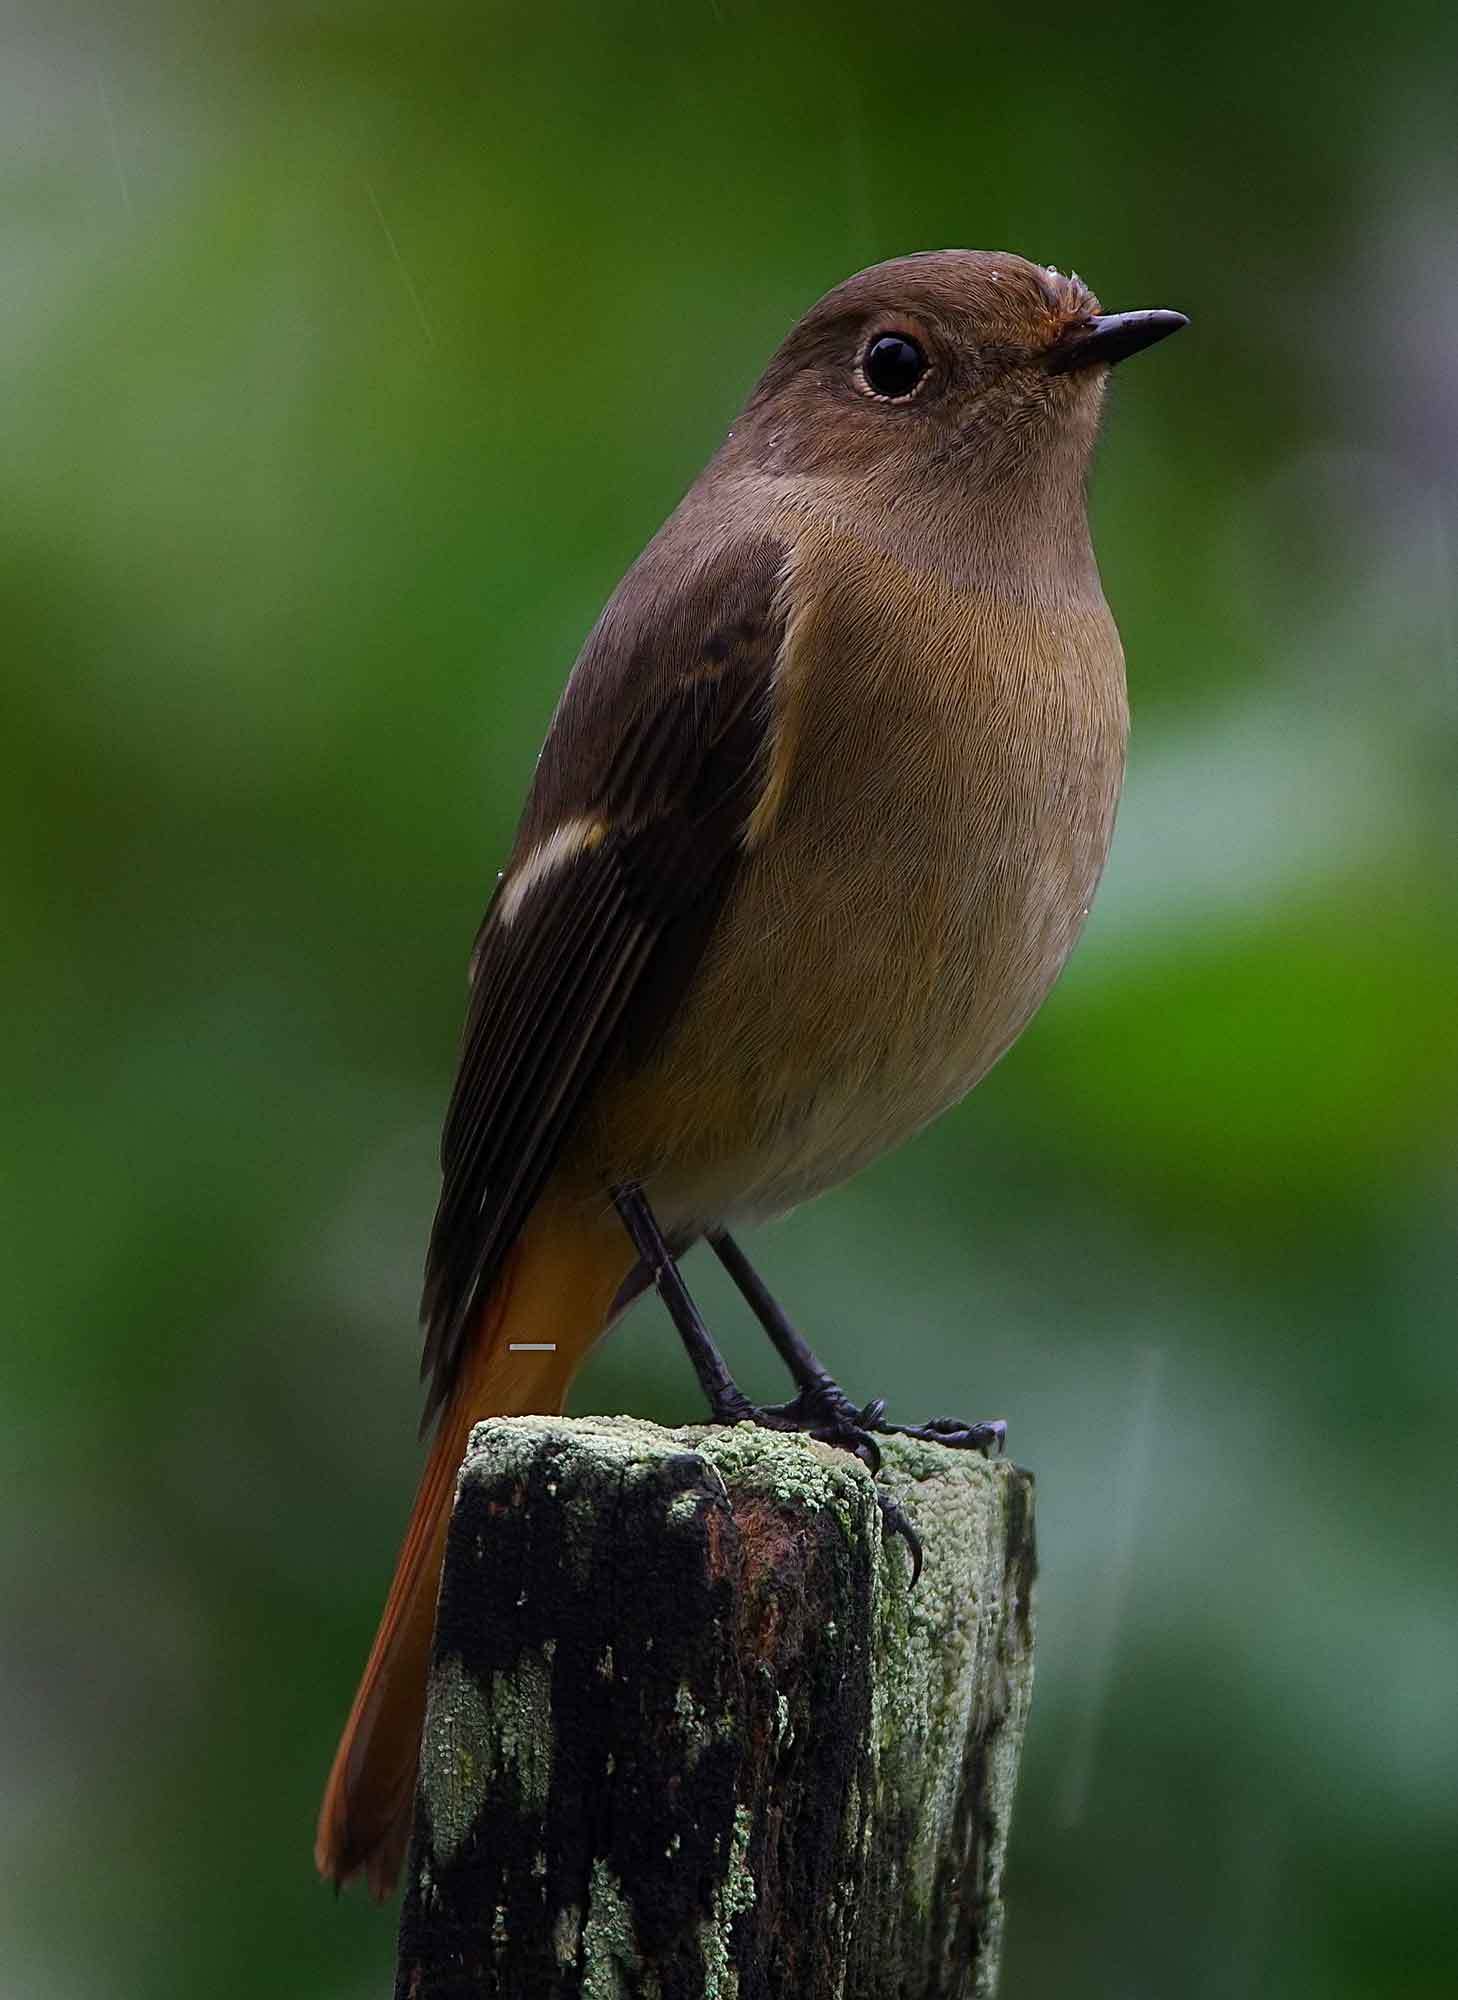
[417, 528, 789, 1427]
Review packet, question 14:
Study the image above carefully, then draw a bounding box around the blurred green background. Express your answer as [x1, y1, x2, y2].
[5, 2, 1456, 1994]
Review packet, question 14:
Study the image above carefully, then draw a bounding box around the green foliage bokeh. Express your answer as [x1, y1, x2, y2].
[5, 3, 1457, 1993]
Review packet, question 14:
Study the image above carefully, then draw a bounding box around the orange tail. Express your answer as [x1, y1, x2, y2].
[314, 1198, 632, 1897]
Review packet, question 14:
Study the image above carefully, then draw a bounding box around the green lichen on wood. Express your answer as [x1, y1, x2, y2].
[699, 1804, 757, 2000]
[418, 1642, 557, 1865]
[415, 1653, 494, 1868]
[864, 1438, 1037, 1996]
[469, 1410, 872, 1541]
[398, 1414, 1036, 2000]
[579, 1859, 646, 2000]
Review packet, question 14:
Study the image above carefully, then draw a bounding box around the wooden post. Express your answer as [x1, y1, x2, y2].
[395, 1415, 1036, 1999]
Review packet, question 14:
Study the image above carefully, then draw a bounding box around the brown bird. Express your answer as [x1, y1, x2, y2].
[316, 249, 1185, 1894]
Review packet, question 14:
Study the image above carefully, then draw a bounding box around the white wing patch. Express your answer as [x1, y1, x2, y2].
[497, 817, 608, 927]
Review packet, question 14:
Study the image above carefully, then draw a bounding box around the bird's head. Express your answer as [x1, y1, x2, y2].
[735, 249, 1185, 498]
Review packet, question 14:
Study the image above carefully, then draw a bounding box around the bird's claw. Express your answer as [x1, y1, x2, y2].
[877, 1414, 1007, 1457]
[876, 1491, 923, 1586]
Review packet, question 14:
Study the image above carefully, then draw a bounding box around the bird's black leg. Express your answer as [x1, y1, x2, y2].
[612, 1186, 758, 1427]
[708, 1228, 1007, 1459]
[707, 1230, 887, 1433]
[708, 1227, 947, 1578]
[612, 1189, 922, 1579]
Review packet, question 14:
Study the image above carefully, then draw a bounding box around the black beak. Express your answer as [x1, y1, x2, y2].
[1048, 308, 1188, 374]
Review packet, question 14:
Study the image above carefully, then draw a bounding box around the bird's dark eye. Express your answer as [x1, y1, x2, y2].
[861, 332, 928, 400]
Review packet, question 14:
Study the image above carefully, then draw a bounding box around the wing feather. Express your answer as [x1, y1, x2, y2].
[417, 530, 790, 1425]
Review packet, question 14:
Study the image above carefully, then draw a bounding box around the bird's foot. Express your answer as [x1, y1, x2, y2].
[708, 1380, 883, 1474]
[705, 1381, 923, 1579]
[698, 1232, 1006, 1586]
[759, 1376, 1008, 1460]
[874, 1413, 1008, 1455]
[703, 1385, 1005, 1585]
[755, 1379, 886, 1470]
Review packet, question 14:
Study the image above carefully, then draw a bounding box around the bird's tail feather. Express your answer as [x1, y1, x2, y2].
[314, 1198, 631, 1897]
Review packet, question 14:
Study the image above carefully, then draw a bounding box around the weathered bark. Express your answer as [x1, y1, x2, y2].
[395, 1415, 1036, 2000]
